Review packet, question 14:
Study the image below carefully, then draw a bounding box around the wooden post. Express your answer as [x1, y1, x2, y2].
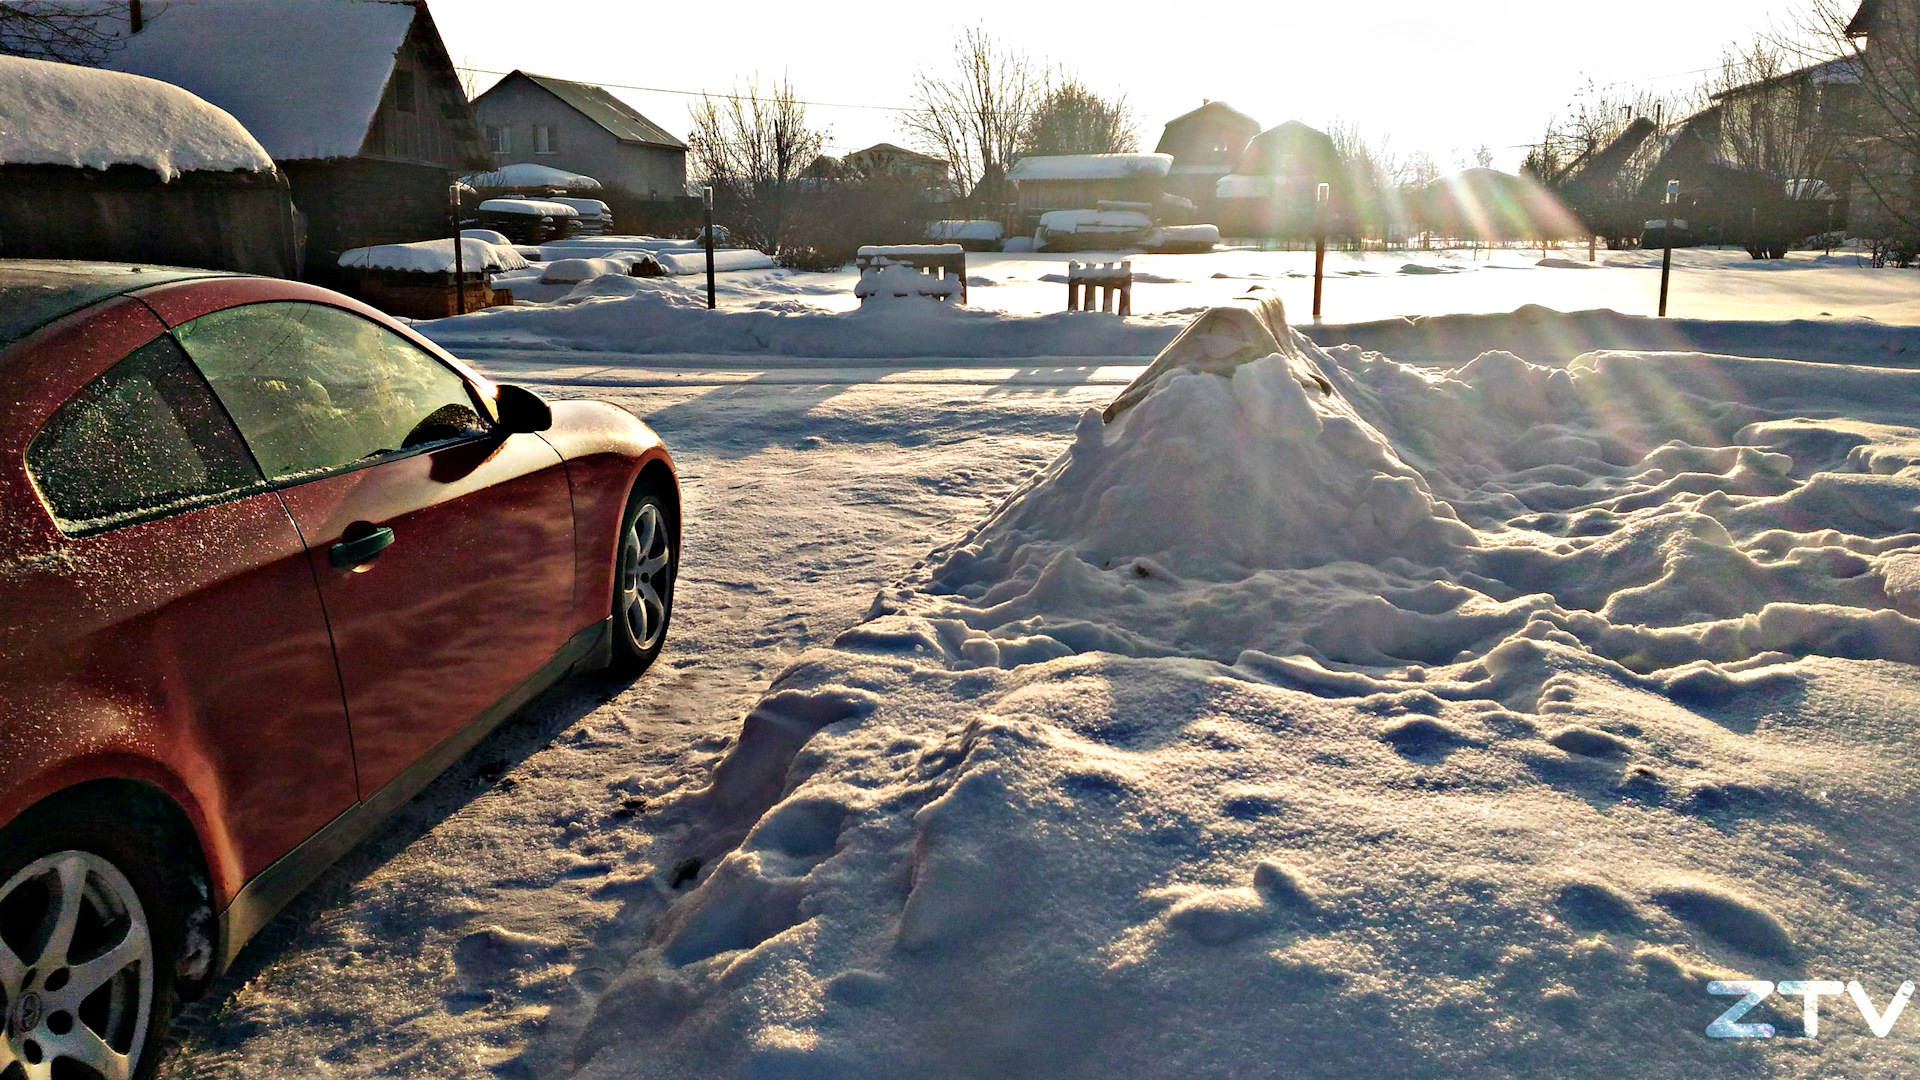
[1589, 234, 1597, 262]
[1659, 180, 1678, 318]
[1102, 265, 1115, 314]
[1119, 260, 1132, 316]
[1067, 261, 1078, 311]
[703, 186, 716, 311]
[449, 184, 466, 316]
[1313, 183, 1330, 321]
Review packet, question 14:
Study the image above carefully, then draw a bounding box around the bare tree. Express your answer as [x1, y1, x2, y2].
[1801, 0, 1920, 245]
[0, 0, 136, 64]
[1017, 71, 1136, 158]
[902, 25, 1038, 210]
[689, 77, 828, 260]
[1704, 37, 1836, 191]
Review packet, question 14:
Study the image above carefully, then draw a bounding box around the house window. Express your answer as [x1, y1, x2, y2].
[391, 69, 416, 114]
[533, 124, 556, 154]
[487, 125, 510, 154]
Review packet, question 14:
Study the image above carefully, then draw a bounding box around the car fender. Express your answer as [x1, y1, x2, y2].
[541, 399, 676, 634]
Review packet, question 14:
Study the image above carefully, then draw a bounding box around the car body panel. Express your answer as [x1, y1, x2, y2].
[275, 432, 576, 796]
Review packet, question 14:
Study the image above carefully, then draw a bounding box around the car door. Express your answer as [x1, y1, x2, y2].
[170, 300, 576, 797]
[2, 312, 359, 882]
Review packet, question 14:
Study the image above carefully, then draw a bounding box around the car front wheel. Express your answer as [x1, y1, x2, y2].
[610, 489, 676, 674]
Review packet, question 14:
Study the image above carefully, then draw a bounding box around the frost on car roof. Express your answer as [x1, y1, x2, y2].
[0, 262, 219, 349]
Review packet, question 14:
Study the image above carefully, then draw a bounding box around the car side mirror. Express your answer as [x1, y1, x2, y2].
[495, 383, 552, 434]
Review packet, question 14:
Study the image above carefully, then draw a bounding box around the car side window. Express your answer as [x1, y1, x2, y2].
[172, 301, 490, 481]
[26, 335, 264, 533]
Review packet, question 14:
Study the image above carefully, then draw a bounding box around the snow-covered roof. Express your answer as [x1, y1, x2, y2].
[462, 162, 602, 190]
[928, 220, 1004, 241]
[478, 198, 580, 218]
[1038, 209, 1152, 233]
[106, 0, 417, 162]
[337, 238, 528, 275]
[0, 55, 274, 180]
[1007, 153, 1173, 183]
[857, 244, 965, 257]
[550, 197, 611, 217]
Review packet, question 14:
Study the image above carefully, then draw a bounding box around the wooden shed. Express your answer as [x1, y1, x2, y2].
[106, 0, 491, 285]
[0, 55, 299, 276]
[1006, 153, 1173, 233]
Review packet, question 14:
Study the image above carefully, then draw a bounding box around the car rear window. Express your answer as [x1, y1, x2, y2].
[27, 335, 265, 534]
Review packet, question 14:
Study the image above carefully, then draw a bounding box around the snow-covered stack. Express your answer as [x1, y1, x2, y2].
[551, 197, 613, 235]
[565, 296, 1920, 1078]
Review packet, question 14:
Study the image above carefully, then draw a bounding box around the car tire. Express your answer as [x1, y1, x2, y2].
[609, 487, 677, 675]
[0, 801, 193, 1080]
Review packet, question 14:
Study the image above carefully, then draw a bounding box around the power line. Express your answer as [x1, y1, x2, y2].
[457, 66, 914, 113]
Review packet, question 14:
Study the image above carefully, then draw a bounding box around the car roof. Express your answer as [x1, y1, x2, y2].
[0, 260, 240, 350]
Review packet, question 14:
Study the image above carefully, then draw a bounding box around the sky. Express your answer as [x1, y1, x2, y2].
[432, 0, 1827, 171]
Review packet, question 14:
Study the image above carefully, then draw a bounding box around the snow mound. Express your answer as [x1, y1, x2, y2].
[539, 256, 636, 284]
[0, 54, 274, 179]
[565, 299, 1920, 1078]
[337, 237, 527, 275]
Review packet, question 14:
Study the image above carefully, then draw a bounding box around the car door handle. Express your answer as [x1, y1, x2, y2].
[329, 524, 395, 570]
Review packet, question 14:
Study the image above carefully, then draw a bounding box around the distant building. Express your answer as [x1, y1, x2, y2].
[1006, 153, 1173, 231]
[843, 143, 950, 186]
[471, 71, 688, 202]
[1154, 101, 1261, 211]
[1214, 122, 1344, 238]
[105, 0, 491, 282]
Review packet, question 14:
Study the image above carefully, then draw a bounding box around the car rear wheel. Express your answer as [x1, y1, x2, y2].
[610, 489, 676, 674]
[0, 816, 183, 1080]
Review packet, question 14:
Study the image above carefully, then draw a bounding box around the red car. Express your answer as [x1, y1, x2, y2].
[0, 261, 679, 1078]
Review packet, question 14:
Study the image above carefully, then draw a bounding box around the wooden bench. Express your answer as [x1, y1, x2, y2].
[1067, 260, 1132, 315]
[854, 244, 968, 304]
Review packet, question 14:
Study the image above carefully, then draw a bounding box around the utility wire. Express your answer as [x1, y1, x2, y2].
[456, 66, 914, 113]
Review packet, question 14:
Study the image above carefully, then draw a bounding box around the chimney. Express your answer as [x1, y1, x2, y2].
[129, 0, 143, 32]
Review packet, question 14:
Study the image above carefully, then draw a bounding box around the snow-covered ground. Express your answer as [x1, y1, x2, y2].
[159, 248, 1920, 1078]
[429, 244, 1920, 333]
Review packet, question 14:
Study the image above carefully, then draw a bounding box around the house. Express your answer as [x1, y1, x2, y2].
[104, 0, 490, 283]
[1213, 121, 1344, 238]
[471, 71, 688, 203]
[1154, 101, 1261, 211]
[1005, 153, 1173, 231]
[842, 143, 950, 187]
[1839, 0, 1920, 241]
[0, 55, 299, 276]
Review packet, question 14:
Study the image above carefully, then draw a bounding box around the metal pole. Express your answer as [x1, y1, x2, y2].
[1659, 180, 1678, 318]
[1313, 182, 1329, 321]
[1827, 202, 1835, 256]
[450, 183, 466, 316]
[703, 186, 716, 311]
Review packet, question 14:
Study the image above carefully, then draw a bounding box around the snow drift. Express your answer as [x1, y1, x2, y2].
[419, 276, 1182, 359]
[565, 296, 1920, 1078]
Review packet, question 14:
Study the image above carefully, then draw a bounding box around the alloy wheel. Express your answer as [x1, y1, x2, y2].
[0, 852, 152, 1080]
[619, 501, 673, 653]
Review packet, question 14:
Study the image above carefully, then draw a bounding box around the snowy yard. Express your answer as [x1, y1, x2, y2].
[157, 248, 1920, 1078]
